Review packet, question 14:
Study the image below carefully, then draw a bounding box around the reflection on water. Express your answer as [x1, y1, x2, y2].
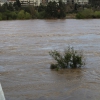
[0, 19, 100, 100]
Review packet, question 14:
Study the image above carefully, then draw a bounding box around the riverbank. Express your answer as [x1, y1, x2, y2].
[66, 13, 76, 19]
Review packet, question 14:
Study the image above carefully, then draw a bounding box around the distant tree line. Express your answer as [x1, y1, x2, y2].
[0, 0, 66, 20]
[1, 0, 100, 20]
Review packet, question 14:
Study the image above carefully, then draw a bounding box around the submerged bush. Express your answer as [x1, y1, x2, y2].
[49, 47, 85, 69]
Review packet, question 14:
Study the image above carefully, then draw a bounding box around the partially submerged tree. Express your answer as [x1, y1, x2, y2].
[49, 47, 85, 70]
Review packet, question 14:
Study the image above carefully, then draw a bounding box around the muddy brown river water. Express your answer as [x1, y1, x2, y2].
[0, 19, 100, 100]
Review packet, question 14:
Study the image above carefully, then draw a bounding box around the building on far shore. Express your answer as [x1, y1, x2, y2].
[18, 0, 89, 6]
[0, 0, 7, 5]
[74, 0, 89, 5]
[20, 0, 41, 6]
[0, 0, 16, 5]
[7, 0, 16, 4]
[47, 0, 88, 5]
[0, 0, 89, 6]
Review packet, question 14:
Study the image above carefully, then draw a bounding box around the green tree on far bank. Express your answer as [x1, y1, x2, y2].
[16, 0, 21, 8]
[45, 1, 58, 18]
[45, 0, 66, 18]
[13, 0, 21, 10]
[17, 10, 31, 19]
[57, 0, 66, 18]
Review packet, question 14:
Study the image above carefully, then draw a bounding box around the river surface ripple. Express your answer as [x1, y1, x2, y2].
[0, 19, 100, 100]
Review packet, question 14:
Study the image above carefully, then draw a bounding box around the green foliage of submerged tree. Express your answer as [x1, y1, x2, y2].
[49, 47, 85, 70]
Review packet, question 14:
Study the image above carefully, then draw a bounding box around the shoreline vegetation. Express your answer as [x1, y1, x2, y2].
[0, 0, 66, 20]
[0, 0, 100, 20]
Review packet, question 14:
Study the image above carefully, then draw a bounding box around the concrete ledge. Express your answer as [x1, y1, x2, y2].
[0, 83, 5, 100]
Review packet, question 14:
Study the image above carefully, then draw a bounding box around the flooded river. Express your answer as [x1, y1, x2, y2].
[0, 19, 100, 100]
